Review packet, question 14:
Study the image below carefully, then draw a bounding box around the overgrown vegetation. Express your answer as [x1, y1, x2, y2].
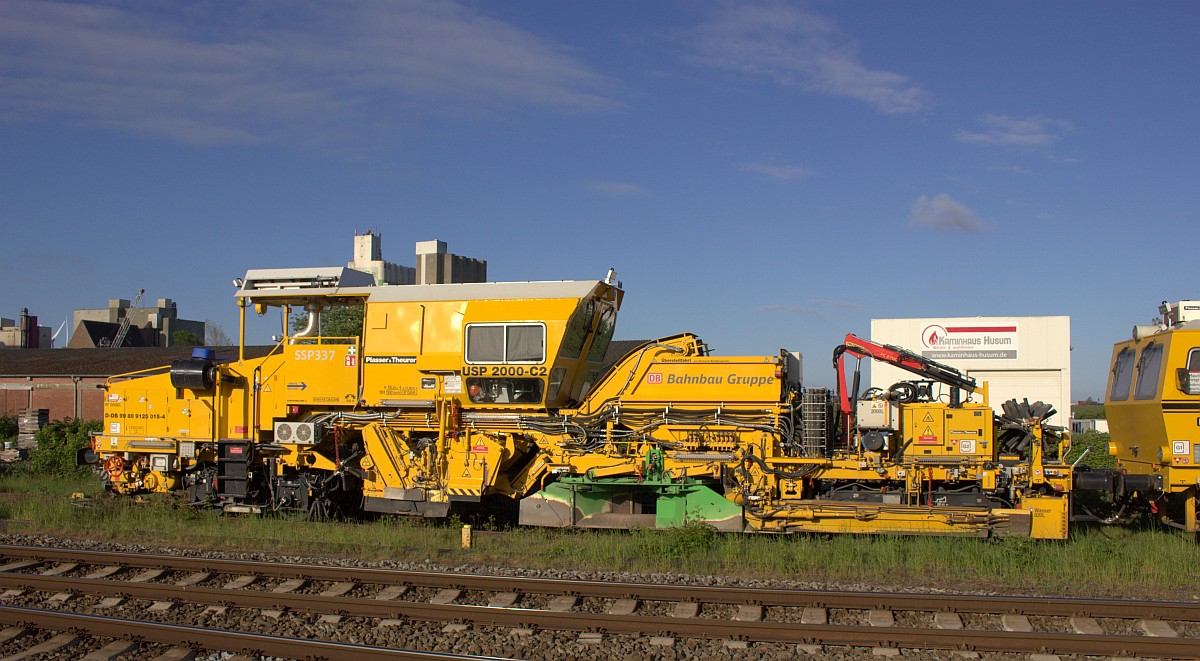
[0, 412, 1188, 602]
[0, 473, 1196, 601]
[1064, 431, 1114, 469]
[0, 416, 16, 444]
[172, 330, 203, 346]
[26, 419, 100, 478]
[0, 417, 99, 479]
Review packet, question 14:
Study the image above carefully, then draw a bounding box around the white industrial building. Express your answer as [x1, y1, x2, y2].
[347, 233, 487, 286]
[870, 316, 1071, 426]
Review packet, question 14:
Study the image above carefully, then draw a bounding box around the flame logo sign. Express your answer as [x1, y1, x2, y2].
[922, 325, 948, 348]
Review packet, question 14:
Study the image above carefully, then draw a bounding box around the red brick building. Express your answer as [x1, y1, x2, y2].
[0, 347, 271, 422]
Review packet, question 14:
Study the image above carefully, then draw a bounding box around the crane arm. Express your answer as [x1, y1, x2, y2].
[832, 332, 976, 418]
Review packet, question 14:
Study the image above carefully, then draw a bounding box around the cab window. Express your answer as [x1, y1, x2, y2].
[558, 300, 595, 359]
[1133, 343, 1164, 400]
[467, 378, 544, 404]
[1109, 347, 1135, 401]
[1181, 348, 1200, 396]
[466, 323, 545, 364]
[585, 303, 617, 363]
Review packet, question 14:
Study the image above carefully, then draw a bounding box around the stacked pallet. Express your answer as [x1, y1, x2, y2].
[2, 409, 47, 462]
[16, 408, 48, 449]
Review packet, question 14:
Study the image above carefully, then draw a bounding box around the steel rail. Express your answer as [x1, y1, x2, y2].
[1, 573, 1197, 658]
[0, 604, 515, 661]
[2, 544, 1197, 620]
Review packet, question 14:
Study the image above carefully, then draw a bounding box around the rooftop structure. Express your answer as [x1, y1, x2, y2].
[347, 233, 486, 285]
[0, 309, 51, 349]
[70, 297, 205, 348]
[415, 239, 487, 285]
[349, 231, 415, 285]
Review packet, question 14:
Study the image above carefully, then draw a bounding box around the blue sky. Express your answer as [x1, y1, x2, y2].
[1, 1, 1197, 400]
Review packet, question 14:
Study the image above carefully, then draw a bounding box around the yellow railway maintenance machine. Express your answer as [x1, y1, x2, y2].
[92, 266, 625, 517]
[1090, 300, 1200, 534]
[85, 265, 1073, 537]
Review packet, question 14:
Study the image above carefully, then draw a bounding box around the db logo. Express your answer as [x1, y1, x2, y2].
[647, 373, 663, 384]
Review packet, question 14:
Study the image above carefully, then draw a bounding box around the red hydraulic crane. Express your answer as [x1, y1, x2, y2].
[832, 333, 977, 442]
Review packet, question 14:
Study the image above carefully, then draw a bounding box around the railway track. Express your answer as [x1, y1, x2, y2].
[0, 544, 1197, 659]
[0, 605, 510, 660]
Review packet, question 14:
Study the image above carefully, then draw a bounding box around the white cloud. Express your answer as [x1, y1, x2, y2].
[1044, 153, 1081, 165]
[761, 299, 861, 317]
[956, 114, 1073, 147]
[760, 304, 821, 316]
[807, 298, 862, 309]
[684, 4, 926, 114]
[740, 162, 813, 181]
[0, 0, 617, 146]
[987, 164, 1033, 175]
[909, 193, 984, 232]
[585, 181, 650, 198]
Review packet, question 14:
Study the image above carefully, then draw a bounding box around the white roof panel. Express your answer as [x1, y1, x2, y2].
[234, 266, 607, 303]
[236, 267, 375, 296]
[356, 280, 604, 302]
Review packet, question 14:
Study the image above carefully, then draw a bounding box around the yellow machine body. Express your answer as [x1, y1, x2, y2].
[92, 266, 1072, 537]
[1104, 301, 1200, 532]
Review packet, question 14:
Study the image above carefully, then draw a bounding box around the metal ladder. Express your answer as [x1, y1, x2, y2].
[110, 288, 144, 348]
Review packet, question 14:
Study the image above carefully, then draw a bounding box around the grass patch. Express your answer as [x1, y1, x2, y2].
[1, 474, 1196, 601]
